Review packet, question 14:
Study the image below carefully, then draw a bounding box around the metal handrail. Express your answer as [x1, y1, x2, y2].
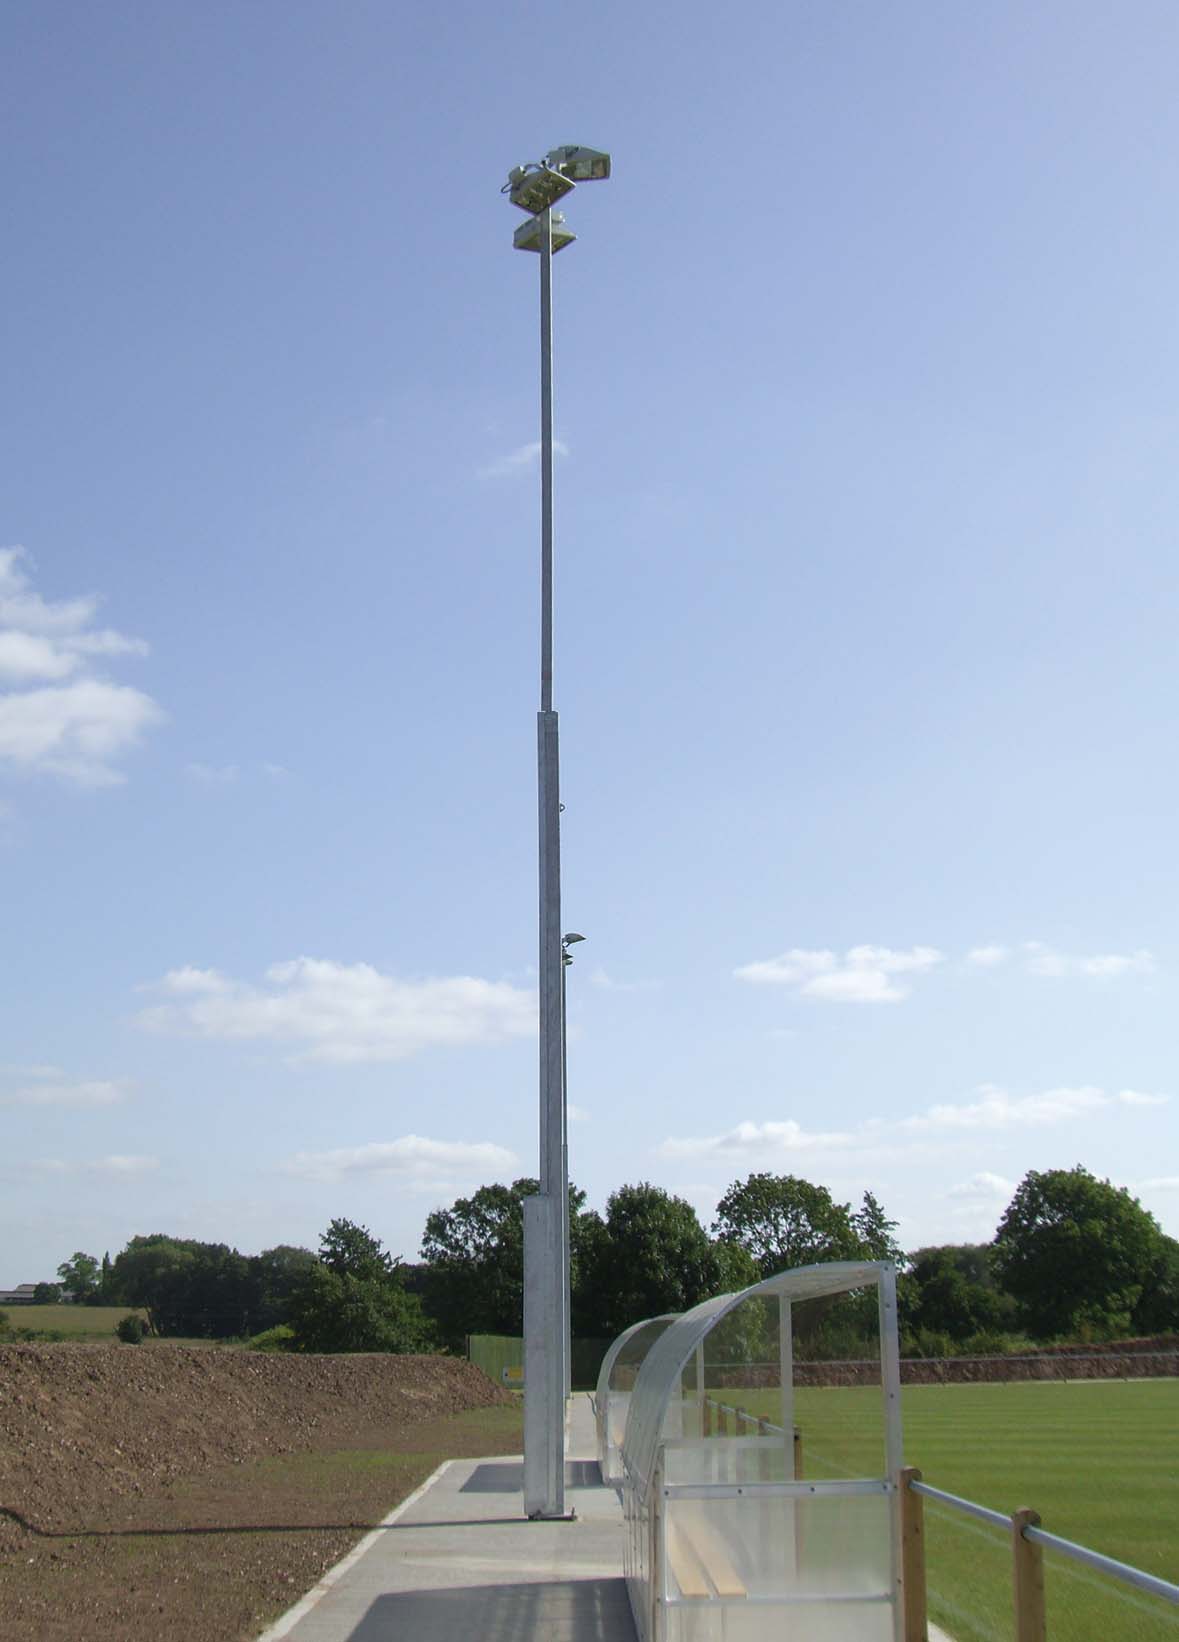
[1022, 1524, 1179, 1607]
[910, 1479, 1009, 1531]
[909, 1476, 1179, 1607]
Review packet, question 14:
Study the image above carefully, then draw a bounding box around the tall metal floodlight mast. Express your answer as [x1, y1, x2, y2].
[505, 144, 610, 1520]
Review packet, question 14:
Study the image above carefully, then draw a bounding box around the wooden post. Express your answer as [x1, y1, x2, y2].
[1012, 1507, 1046, 1642]
[899, 1467, 928, 1642]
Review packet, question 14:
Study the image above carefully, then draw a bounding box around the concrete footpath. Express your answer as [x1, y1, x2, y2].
[258, 1393, 636, 1642]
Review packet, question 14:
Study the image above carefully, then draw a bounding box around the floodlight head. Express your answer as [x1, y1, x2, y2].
[563, 932, 586, 945]
[513, 212, 576, 254]
[546, 144, 611, 182]
[507, 163, 576, 215]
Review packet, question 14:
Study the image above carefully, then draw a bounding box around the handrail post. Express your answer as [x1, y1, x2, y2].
[1012, 1507, 1046, 1642]
[702, 1395, 712, 1437]
[793, 1426, 803, 1479]
[899, 1468, 928, 1642]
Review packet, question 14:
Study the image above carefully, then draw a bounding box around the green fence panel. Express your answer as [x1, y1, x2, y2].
[468, 1334, 612, 1390]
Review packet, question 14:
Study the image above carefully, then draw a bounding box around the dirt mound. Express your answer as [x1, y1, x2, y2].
[0, 1344, 509, 1552]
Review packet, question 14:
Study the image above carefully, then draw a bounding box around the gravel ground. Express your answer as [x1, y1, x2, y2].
[0, 1343, 518, 1641]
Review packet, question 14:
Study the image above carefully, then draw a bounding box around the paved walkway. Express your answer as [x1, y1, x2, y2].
[259, 1394, 636, 1642]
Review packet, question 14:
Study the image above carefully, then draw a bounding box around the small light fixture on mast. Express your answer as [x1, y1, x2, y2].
[507, 163, 575, 215]
[544, 145, 611, 182]
[505, 145, 612, 253]
[513, 212, 576, 255]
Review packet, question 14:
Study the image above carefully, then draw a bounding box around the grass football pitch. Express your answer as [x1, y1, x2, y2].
[709, 1379, 1178, 1641]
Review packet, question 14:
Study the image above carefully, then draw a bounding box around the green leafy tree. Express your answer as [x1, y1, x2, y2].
[95, 1252, 116, 1305]
[421, 1179, 600, 1348]
[110, 1236, 260, 1338]
[712, 1174, 896, 1278]
[903, 1246, 1009, 1343]
[710, 1238, 760, 1294]
[32, 1282, 62, 1304]
[287, 1265, 430, 1353]
[851, 1191, 905, 1265]
[579, 1183, 725, 1340]
[56, 1251, 101, 1303]
[110, 1237, 193, 1334]
[288, 1220, 430, 1354]
[1133, 1236, 1179, 1334]
[252, 1244, 319, 1330]
[319, 1219, 394, 1281]
[992, 1167, 1165, 1339]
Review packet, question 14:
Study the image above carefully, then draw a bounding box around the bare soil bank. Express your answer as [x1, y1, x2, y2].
[0, 1344, 516, 1641]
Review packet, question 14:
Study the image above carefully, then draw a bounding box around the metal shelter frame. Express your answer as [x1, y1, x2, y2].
[617, 1260, 904, 1642]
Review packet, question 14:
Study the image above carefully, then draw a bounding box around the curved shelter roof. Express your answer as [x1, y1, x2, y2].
[622, 1260, 891, 1492]
[595, 1312, 679, 1404]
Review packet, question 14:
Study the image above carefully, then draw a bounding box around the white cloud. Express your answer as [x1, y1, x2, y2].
[1117, 1089, 1168, 1107]
[908, 1084, 1111, 1130]
[0, 679, 164, 787]
[137, 956, 538, 1063]
[660, 1117, 858, 1160]
[735, 945, 944, 1003]
[261, 762, 288, 778]
[0, 551, 98, 633]
[0, 1078, 130, 1107]
[89, 1154, 158, 1175]
[966, 945, 1009, 967]
[660, 1083, 1168, 1163]
[1022, 942, 1155, 978]
[567, 1103, 590, 1124]
[476, 439, 569, 479]
[1140, 1176, 1179, 1192]
[945, 1171, 1016, 1201]
[0, 630, 79, 682]
[0, 548, 161, 786]
[280, 1135, 517, 1186]
[156, 965, 231, 995]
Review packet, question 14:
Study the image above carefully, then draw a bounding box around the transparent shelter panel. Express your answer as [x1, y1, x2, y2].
[790, 1288, 887, 1482]
[665, 1598, 894, 1642]
[697, 1291, 782, 1437]
[663, 1439, 790, 1486]
[664, 1491, 892, 1603]
[597, 1313, 678, 1482]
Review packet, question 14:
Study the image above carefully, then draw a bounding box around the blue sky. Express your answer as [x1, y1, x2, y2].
[3, 1, 1177, 1285]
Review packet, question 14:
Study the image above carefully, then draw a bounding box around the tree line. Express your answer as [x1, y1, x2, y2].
[32, 1164, 1179, 1355]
